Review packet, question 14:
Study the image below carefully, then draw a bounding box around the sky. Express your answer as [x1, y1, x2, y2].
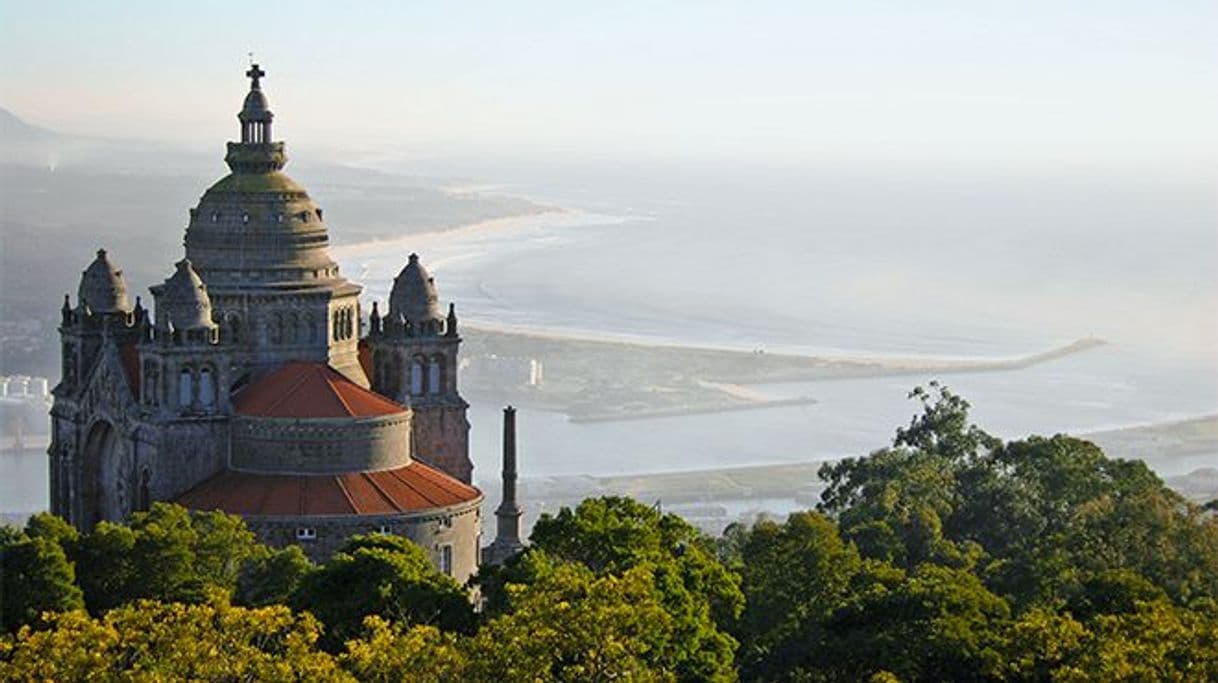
[1, 1, 1215, 168]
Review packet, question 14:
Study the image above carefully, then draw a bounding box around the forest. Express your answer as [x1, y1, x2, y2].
[2, 384, 1216, 682]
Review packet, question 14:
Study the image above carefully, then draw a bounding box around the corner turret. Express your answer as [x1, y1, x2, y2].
[77, 249, 132, 315]
[153, 259, 219, 343]
[389, 253, 444, 332]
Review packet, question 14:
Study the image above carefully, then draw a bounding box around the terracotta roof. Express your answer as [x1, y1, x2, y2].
[234, 361, 404, 418]
[175, 461, 481, 516]
[118, 343, 140, 396]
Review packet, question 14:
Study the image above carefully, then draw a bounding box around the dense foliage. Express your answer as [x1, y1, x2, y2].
[2, 383, 1216, 681]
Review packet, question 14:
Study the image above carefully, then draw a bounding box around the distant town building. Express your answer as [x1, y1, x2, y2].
[1, 375, 53, 447]
[49, 66, 523, 578]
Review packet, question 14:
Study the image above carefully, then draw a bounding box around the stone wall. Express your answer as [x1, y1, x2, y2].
[410, 403, 472, 483]
[244, 496, 483, 582]
[231, 412, 411, 474]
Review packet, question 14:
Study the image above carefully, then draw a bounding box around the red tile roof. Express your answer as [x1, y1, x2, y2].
[118, 343, 140, 396]
[175, 461, 481, 516]
[234, 361, 404, 418]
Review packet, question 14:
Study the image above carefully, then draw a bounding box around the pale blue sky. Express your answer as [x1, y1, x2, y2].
[1, 1, 1214, 166]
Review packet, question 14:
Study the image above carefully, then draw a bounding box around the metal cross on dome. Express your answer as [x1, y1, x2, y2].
[246, 63, 265, 89]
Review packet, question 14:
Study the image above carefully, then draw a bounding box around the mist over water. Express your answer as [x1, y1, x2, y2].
[340, 158, 1218, 484]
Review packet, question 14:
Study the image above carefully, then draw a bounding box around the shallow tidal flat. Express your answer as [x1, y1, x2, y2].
[461, 325, 1105, 423]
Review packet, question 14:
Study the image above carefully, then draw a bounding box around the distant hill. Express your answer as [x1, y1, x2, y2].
[0, 107, 55, 143]
[0, 107, 64, 167]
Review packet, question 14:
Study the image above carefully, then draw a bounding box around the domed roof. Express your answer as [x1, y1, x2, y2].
[77, 249, 131, 314]
[389, 253, 443, 323]
[158, 259, 215, 331]
[240, 88, 271, 119]
[183, 65, 341, 282]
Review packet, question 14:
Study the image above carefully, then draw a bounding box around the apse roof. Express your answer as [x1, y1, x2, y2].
[174, 461, 481, 517]
[234, 361, 404, 419]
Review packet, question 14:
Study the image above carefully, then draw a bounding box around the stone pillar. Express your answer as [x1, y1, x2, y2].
[484, 406, 525, 565]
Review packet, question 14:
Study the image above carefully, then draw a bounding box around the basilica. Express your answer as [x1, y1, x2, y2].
[49, 66, 523, 581]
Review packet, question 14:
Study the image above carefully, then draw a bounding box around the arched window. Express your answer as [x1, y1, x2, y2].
[410, 357, 425, 395]
[178, 368, 193, 409]
[199, 367, 215, 410]
[428, 357, 443, 395]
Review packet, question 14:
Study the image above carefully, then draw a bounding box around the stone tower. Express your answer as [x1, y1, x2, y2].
[365, 254, 472, 483]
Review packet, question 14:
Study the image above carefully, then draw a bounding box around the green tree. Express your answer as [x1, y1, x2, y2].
[466, 562, 678, 683]
[70, 504, 286, 611]
[818, 384, 995, 570]
[822, 563, 1012, 682]
[734, 511, 861, 680]
[0, 530, 84, 632]
[72, 521, 138, 612]
[236, 544, 315, 608]
[818, 385, 1218, 612]
[22, 512, 79, 549]
[188, 507, 264, 588]
[957, 435, 1218, 607]
[293, 534, 474, 650]
[493, 496, 743, 682]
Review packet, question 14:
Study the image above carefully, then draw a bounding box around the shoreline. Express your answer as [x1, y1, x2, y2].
[464, 321, 1107, 373]
[330, 206, 646, 268]
[329, 207, 575, 260]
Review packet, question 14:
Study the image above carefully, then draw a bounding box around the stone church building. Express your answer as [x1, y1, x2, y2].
[49, 65, 523, 581]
